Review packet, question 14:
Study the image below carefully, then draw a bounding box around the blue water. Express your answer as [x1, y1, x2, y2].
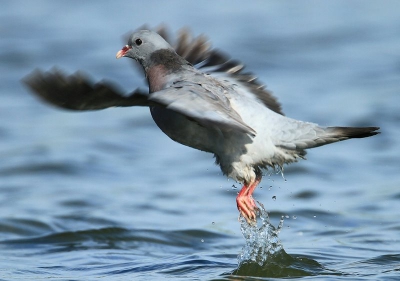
[1, 1, 400, 280]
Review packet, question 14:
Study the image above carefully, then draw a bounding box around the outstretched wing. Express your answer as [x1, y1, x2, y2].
[149, 80, 256, 136]
[24, 26, 282, 116]
[23, 69, 150, 110]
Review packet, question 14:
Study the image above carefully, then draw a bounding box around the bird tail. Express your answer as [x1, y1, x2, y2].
[271, 125, 379, 168]
[277, 125, 379, 158]
[322, 126, 380, 142]
[297, 125, 380, 152]
[288, 125, 380, 150]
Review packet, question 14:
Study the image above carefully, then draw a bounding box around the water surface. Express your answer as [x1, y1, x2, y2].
[1, 1, 399, 280]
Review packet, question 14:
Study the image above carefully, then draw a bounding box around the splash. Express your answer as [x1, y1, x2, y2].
[237, 201, 284, 266]
[233, 202, 334, 278]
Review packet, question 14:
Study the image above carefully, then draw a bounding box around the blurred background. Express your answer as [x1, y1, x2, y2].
[0, 1, 399, 280]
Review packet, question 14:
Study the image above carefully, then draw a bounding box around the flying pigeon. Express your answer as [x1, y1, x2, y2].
[24, 27, 379, 223]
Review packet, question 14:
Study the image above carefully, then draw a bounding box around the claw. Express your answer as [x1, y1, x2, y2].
[236, 175, 262, 224]
[237, 196, 256, 221]
[238, 208, 257, 225]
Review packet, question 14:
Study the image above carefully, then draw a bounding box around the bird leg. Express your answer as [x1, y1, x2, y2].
[236, 176, 262, 223]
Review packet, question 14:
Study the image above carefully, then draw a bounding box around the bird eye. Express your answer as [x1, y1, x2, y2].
[135, 38, 142, 46]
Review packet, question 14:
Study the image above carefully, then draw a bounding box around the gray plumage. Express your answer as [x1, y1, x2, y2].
[23, 27, 379, 222]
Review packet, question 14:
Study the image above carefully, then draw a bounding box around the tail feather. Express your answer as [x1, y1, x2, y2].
[305, 126, 380, 149]
[273, 126, 379, 166]
[279, 126, 380, 152]
[326, 126, 380, 140]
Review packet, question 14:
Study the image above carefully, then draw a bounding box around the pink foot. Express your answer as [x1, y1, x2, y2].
[236, 177, 261, 223]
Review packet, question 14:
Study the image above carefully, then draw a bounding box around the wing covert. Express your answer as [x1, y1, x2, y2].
[149, 80, 256, 136]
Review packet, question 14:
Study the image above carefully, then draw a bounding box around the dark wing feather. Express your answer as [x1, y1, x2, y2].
[155, 27, 284, 115]
[23, 69, 150, 111]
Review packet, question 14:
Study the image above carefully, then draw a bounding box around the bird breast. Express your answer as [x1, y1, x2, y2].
[147, 65, 168, 93]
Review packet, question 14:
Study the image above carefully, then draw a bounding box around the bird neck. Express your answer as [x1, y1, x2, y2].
[145, 49, 190, 73]
[144, 49, 191, 93]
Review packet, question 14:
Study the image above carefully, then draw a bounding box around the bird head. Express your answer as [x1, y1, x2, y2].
[116, 30, 173, 66]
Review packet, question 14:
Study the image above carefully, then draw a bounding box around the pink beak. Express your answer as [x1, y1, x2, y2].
[116, 45, 131, 59]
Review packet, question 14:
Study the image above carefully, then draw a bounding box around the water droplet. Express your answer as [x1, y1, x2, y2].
[285, 215, 289, 219]
[272, 196, 276, 201]
[313, 215, 317, 218]
[259, 186, 263, 189]
[292, 215, 297, 220]
[201, 239, 204, 243]
[232, 184, 237, 189]
[212, 222, 215, 225]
